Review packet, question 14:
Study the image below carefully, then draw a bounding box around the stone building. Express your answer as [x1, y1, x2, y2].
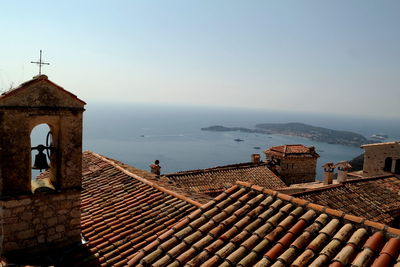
[0, 75, 85, 253]
[264, 144, 320, 185]
[362, 141, 400, 177]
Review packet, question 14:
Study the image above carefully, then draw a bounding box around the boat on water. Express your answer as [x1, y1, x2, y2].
[253, 146, 261, 149]
[371, 134, 388, 140]
[234, 138, 244, 142]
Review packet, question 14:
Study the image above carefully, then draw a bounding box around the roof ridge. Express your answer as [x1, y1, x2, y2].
[235, 181, 400, 237]
[89, 151, 203, 207]
[290, 183, 344, 196]
[343, 174, 396, 184]
[0, 75, 86, 104]
[165, 162, 268, 177]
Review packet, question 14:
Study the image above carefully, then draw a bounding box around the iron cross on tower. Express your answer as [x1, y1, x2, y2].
[31, 50, 50, 75]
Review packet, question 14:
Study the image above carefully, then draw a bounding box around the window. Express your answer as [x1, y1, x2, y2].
[395, 159, 400, 175]
[384, 157, 392, 172]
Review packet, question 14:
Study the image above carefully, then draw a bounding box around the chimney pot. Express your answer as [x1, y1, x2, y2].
[251, 154, 261, 164]
[322, 162, 335, 185]
[335, 161, 351, 183]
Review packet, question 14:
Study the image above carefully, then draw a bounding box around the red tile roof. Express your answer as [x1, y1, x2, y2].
[293, 176, 400, 226]
[79, 151, 201, 266]
[264, 144, 320, 158]
[6, 153, 400, 266]
[97, 155, 213, 204]
[128, 181, 400, 267]
[165, 162, 287, 196]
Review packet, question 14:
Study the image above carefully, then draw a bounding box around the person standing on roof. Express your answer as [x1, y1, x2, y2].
[150, 160, 161, 176]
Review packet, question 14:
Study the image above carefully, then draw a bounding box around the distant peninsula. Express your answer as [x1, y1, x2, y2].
[201, 122, 372, 147]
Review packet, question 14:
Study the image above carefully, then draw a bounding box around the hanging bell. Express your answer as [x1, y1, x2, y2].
[32, 145, 49, 171]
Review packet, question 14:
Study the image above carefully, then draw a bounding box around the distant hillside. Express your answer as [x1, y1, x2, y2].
[349, 153, 364, 171]
[256, 123, 370, 146]
[202, 122, 372, 147]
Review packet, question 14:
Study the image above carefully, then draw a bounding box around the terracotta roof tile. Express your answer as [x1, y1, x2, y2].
[73, 151, 200, 266]
[293, 176, 400, 226]
[7, 152, 400, 266]
[165, 162, 286, 196]
[129, 182, 400, 267]
[264, 144, 320, 158]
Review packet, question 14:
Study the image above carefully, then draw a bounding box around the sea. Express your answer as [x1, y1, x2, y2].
[31, 103, 400, 180]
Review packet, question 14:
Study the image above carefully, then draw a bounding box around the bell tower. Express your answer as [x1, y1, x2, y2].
[0, 75, 86, 254]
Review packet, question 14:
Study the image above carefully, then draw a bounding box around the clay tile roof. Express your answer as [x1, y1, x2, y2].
[264, 144, 320, 158]
[78, 151, 202, 266]
[164, 162, 286, 197]
[292, 176, 400, 226]
[128, 181, 400, 267]
[97, 155, 213, 204]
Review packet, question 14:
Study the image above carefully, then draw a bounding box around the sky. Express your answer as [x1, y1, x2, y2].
[1, 1, 399, 118]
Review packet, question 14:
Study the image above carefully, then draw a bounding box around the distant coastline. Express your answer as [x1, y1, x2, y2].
[201, 122, 373, 147]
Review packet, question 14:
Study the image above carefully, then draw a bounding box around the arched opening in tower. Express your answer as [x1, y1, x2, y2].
[30, 123, 54, 192]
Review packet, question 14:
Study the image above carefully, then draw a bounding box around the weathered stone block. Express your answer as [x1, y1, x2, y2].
[37, 234, 46, 243]
[70, 218, 80, 226]
[56, 225, 65, 233]
[52, 194, 66, 201]
[21, 211, 33, 221]
[47, 217, 58, 226]
[70, 209, 80, 218]
[47, 233, 62, 242]
[5, 222, 29, 233]
[4, 200, 23, 208]
[4, 216, 19, 224]
[13, 206, 26, 214]
[57, 209, 69, 215]
[47, 227, 56, 235]
[35, 224, 44, 231]
[2, 208, 12, 217]
[59, 201, 72, 209]
[67, 229, 81, 237]
[43, 211, 54, 218]
[17, 229, 35, 239]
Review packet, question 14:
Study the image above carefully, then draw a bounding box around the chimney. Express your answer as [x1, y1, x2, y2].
[251, 154, 261, 164]
[322, 162, 335, 185]
[335, 161, 352, 183]
[150, 160, 161, 176]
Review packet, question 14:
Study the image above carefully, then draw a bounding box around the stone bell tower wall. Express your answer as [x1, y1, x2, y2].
[0, 75, 85, 254]
[0, 107, 84, 196]
[0, 190, 81, 253]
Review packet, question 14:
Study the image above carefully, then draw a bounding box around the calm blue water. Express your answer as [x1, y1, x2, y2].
[76, 103, 400, 180]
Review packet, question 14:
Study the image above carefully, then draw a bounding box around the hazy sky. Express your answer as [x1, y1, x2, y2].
[1, 1, 399, 118]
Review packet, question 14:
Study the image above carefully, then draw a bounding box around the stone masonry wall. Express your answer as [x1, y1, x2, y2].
[280, 158, 317, 185]
[363, 143, 400, 176]
[1, 190, 81, 253]
[0, 109, 83, 196]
